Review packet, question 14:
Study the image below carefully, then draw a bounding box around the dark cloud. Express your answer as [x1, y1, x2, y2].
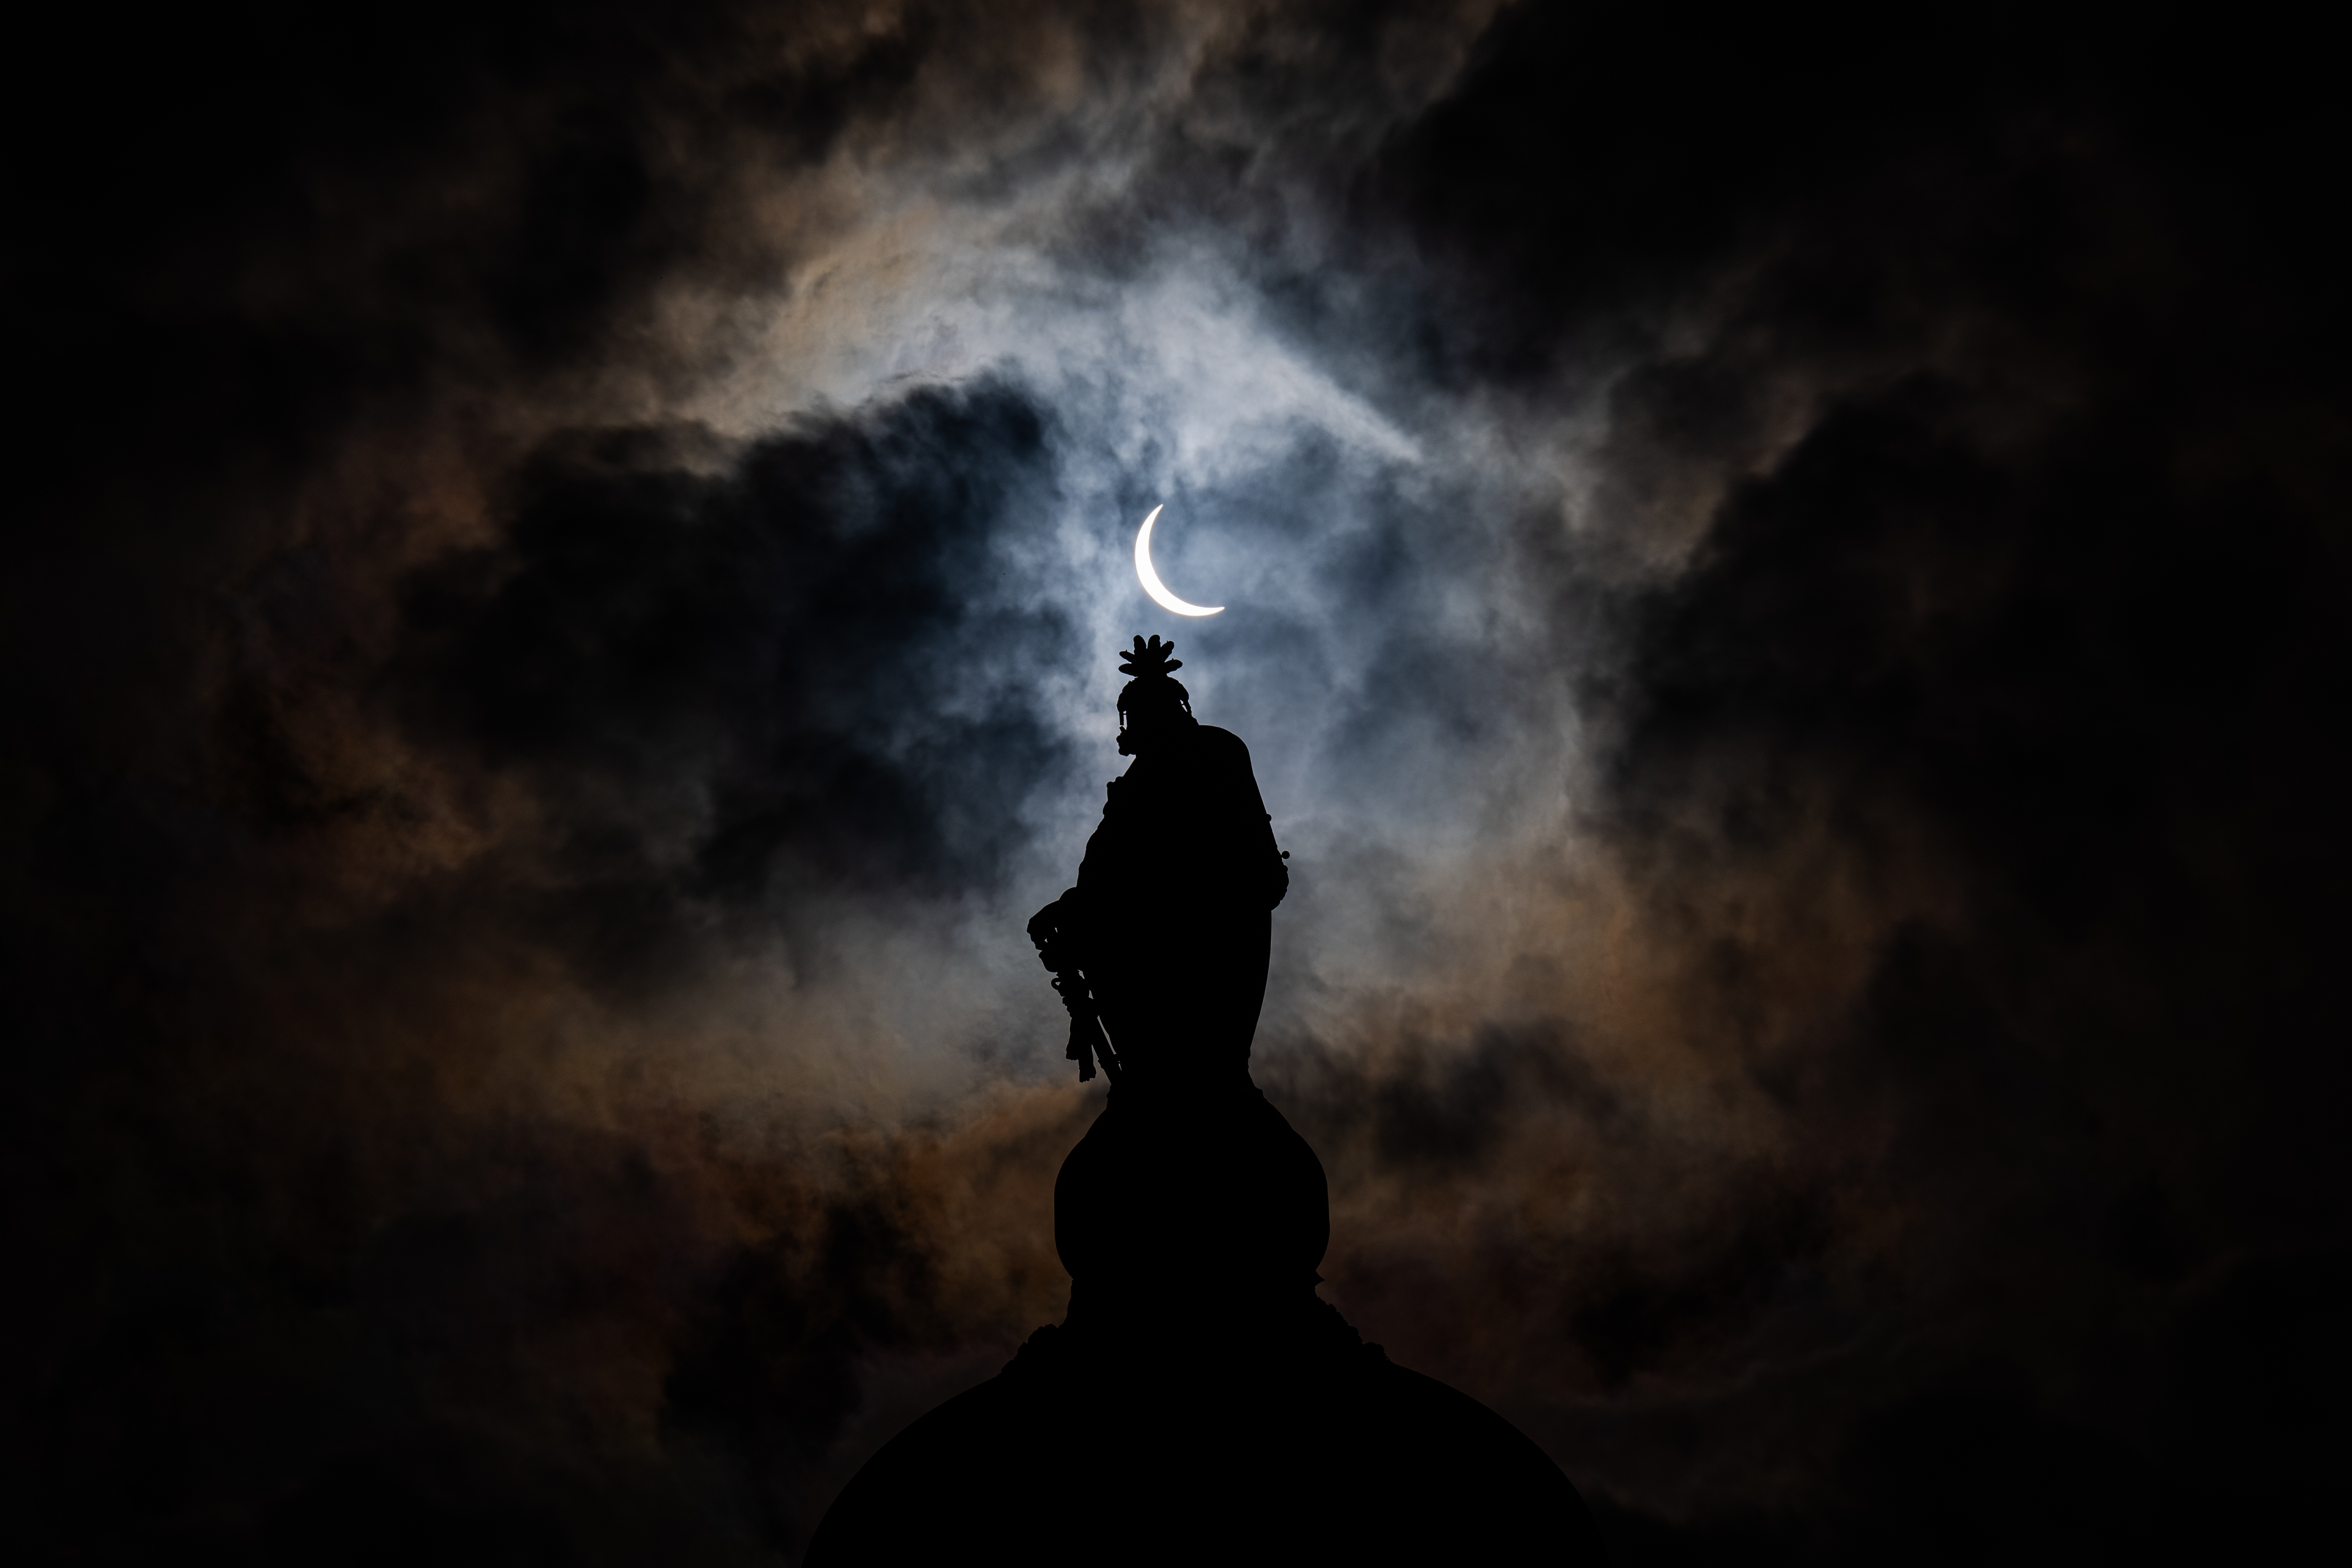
[385, 382, 1074, 976]
[9, 1, 2349, 1564]
[1502, 13, 2348, 1551]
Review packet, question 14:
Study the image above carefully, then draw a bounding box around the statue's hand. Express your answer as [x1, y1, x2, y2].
[1027, 899, 1065, 969]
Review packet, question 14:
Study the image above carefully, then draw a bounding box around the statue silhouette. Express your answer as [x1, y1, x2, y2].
[808, 636, 1605, 1565]
[1031, 633, 1288, 1085]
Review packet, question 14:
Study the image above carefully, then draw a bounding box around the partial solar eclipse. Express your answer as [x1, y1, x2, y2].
[1133, 505, 1223, 617]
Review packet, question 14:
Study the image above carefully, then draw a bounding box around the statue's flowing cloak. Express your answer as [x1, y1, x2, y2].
[1062, 724, 1287, 1076]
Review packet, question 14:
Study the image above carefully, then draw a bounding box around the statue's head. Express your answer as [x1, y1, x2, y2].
[1115, 634, 1197, 755]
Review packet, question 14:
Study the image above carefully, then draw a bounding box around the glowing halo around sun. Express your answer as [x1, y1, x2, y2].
[1133, 505, 1223, 617]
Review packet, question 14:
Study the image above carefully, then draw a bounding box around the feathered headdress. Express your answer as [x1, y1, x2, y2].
[1115, 634, 1192, 734]
[1118, 634, 1183, 681]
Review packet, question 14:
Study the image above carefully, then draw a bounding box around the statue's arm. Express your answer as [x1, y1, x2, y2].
[1209, 730, 1289, 909]
[1028, 886, 1082, 971]
[1246, 773, 1287, 909]
[1031, 775, 1130, 969]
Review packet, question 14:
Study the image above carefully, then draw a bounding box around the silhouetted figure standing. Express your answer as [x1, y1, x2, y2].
[1031, 634, 1288, 1079]
[1024, 637, 1327, 1335]
[809, 636, 1604, 1565]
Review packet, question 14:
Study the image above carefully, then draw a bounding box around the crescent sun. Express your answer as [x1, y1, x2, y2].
[1134, 505, 1224, 617]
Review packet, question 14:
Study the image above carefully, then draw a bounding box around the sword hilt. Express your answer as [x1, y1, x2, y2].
[1050, 969, 1120, 1084]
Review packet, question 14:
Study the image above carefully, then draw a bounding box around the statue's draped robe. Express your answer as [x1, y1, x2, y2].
[1045, 722, 1317, 1305]
[1058, 723, 1287, 1080]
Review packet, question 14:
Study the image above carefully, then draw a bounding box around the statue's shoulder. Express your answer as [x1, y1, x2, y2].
[1192, 725, 1253, 765]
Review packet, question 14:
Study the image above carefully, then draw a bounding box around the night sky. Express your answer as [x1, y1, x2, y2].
[10, 3, 2347, 1561]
